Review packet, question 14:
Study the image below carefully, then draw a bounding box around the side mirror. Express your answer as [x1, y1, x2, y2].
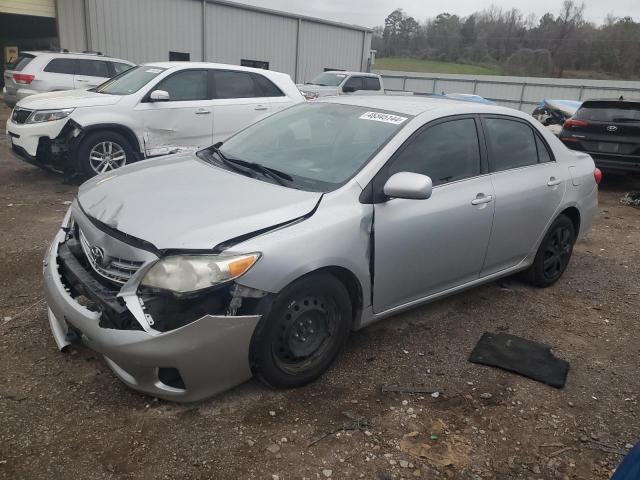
[342, 85, 356, 93]
[383, 172, 433, 200]
[149, 89, 170, 101]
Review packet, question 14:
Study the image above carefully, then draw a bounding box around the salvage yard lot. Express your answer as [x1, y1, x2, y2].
[0, 103, 639, 480]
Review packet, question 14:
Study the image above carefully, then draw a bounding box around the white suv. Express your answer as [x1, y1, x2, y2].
[6, 62, 304, 177]
[3, 50, 135, 107]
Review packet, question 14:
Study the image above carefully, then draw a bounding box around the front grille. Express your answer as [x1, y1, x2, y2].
[78, 229, 144, 284]
[11, 107, 31, 124]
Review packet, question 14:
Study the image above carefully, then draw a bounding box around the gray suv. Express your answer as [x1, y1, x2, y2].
[3, 51, 134, 107]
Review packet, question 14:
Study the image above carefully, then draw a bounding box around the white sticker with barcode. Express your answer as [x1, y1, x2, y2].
[359, 111, 407, 125]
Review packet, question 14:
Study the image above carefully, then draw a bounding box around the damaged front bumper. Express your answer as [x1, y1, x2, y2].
[42, 217, 261, 402]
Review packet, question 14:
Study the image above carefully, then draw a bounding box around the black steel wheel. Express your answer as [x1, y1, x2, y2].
[250, 272, 352, 389]
[524, 214, 576, 287]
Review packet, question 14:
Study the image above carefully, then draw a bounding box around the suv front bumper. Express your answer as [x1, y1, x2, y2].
[43, 227, 261, 402]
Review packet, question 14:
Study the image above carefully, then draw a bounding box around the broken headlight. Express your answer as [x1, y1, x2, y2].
[27, 108, 75, 123]
[140, 253, 260, 294]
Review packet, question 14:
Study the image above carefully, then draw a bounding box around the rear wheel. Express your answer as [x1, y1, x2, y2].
[523, 214, 576, 287]
[76, 131, 135, 177]
[250, 272, 352, 389]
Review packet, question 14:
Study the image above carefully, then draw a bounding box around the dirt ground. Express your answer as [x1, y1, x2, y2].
[0, 103, 639, 480]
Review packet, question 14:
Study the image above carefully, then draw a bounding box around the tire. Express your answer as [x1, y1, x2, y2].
[76, 130, 136, 177]
[523, 214, 576, 288]
[250, 272, 352, 389]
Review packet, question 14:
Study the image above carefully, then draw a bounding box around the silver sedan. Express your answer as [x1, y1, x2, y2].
[43, 96, 600, 401]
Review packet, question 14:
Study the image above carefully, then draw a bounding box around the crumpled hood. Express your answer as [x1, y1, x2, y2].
[77, 153, 322, 250]
[296, 84, 340, 97]
[17, 89, 122, 110]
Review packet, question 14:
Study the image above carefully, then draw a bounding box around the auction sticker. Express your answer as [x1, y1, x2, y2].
[359, 111, 407, 125]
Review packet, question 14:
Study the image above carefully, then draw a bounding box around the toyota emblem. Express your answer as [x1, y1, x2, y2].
[90, 245, 105, 266]
[607, 125, 618, 132]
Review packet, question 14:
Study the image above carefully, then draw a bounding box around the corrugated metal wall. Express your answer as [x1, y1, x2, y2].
[204, 2, 297, 75]
[0, 0, 56, 18]
[377, 70, 640, 112]
[56, 0, 372, 82]
[298, 22, 369, 82]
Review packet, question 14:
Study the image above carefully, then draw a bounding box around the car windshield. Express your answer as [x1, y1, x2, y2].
[575, 102, 640, 123]
[307, 72, 347, 87]
[95, 65, 166, 95]
[211, 102, 410, 192]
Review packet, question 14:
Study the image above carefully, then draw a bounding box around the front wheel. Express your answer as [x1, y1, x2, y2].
[523, 214, 576, 287]
[76, 131, 135, 177]
[250, 272, 352, 389]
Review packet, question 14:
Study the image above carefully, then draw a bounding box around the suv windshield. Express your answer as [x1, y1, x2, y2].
[575, 102, 640, 122]
[95, 65, 166, 95]
[307, 72, 347, 87]
[211, 103, 410, 192]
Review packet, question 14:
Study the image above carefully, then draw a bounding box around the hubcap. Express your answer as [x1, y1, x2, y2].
[89, 141, 126, 174]
[542, 226, 572, 280]
[273, 296, 338, 374]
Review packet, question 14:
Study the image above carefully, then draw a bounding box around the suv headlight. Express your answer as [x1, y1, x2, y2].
[140, 253, 260, 293]
[299, 90, 319, 100]
[27, 108, 74, 123]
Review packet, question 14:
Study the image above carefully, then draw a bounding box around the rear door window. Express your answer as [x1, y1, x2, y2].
[389, 117, 481, 186]
[43, 58, 77, 74]
[155, 70, 208, 101]
[344, 76, 364, 91]
[483, 117, 538, 172]
[364, 77, 381, 91]
[76, 59, 110, 77]
[111, 62, 133, 76]
[213, 70, 258, 99]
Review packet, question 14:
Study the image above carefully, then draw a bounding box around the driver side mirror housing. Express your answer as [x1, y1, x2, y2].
[342, 85, 356, 93]
[149, 89, 170, 102]
[383, 172, 433, 200]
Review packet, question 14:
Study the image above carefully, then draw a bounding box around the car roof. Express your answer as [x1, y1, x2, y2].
[581, 98, 640, 106]
[144, 61, 289, 79]
[21, 50, 134, 63]
[323, 71, 379, 77]
[317, 94, 521, 117]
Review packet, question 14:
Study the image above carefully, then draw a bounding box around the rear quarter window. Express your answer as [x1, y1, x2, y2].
[252, 73, 284, 97]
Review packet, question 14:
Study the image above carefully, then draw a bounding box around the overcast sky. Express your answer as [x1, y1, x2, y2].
[239, 0, 640, 28]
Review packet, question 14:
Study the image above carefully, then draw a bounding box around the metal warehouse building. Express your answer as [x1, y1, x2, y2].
[1, 0, 372, 84]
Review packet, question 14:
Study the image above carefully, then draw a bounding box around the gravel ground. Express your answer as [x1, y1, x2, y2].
[0, 103, 639, 480]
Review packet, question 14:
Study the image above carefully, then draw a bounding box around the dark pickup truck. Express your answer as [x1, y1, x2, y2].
[559, 99, 640, 173]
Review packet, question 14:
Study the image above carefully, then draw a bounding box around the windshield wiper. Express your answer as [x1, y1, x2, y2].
[200, 146, 257, 178]
[203, 146, 293, 186]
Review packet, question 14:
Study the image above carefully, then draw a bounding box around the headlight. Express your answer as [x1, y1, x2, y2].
[27, 108, 74, 123]
[140, 253, 260, 293]
[300, 90, 319, 100]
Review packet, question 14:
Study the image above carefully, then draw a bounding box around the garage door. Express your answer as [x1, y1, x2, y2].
[0, 0, 56, 18]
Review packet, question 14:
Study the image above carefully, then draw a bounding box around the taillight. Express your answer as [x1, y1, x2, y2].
[594, 168, 602, 185]
[560, 137, 579, 142]
[13, 73, 35, 85]
[564, 119, 588, 128]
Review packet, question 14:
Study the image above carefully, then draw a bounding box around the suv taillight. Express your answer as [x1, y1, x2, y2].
[594, 168, 602, 185]
[564, 119, 588, 128]
[13, 73, 35, 85]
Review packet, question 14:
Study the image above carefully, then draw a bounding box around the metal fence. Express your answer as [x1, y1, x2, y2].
[376, 69, 640, 112]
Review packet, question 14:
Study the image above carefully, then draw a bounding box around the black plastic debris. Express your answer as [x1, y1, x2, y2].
[469, 332, 569, 388]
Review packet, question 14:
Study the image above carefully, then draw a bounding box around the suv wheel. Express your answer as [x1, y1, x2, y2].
[250, 272, 352, 389]
[523, 214, 576, 287]
[77, 131, 135, 177]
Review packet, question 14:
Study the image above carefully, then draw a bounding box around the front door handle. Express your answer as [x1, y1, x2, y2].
[195, 109, 211, 115]
[254, 105, 268, 111]
[547, 177, 562, 186]
[471, 194, 493, 205]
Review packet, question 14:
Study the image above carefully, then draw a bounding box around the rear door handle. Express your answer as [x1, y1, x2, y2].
[471, 194, 493, 205]
[195, 109, 211, 115]
[76, 79, 89, 83]
[254, 105, 268, 111]
[547, 178, 562, 186]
